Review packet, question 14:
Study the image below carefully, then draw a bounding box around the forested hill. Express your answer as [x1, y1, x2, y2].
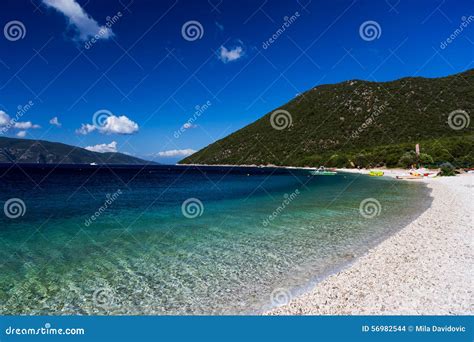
[0, 137, 153, 165]
[180, 69, 473, 168]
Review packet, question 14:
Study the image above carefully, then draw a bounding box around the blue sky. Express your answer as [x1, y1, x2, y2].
[0, 0, 473, 163]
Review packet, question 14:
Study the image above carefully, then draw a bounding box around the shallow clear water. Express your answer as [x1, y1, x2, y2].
[0, 165, 431, 314]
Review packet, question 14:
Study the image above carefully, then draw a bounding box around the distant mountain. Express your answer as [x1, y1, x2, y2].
[180, 69, 474, 168]
[0, 137, 154, 165]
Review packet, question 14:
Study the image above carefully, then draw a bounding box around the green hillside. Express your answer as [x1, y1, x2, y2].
[0, 137, 153, 165]
[180, 69, 474, 168]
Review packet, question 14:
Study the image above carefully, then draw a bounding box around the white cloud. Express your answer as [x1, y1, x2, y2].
[101, 115, 139, 134]
[42, 0, 113, 41]
[13, 121, 40, 129]
[218, 45, 244, 63]
[49, 116, 61, 127]
[76, 115, 139, 135]
[85, 141, 118, 153]
[183, 123, 197, 129]
[157, 149, 196, 157]
[76, 123, 96, 135]
[0, 111, 10, 126]
[0, 111, 40, 135]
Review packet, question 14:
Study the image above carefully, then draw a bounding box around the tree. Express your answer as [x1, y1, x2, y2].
[353, 154, 369, 168]
[398, 151, 417, 168]
[439, 162, 456, 176]
[326, 154, 349, 168]
[428, 146, 453, 164]
[418, 153, 434, 166]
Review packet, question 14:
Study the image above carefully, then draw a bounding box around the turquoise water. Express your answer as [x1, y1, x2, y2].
[0, 165, 431, 314]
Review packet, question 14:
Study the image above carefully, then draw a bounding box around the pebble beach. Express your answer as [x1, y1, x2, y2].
[268, 173, 474, 315]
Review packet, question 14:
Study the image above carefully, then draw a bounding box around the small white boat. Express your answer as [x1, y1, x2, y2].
[89, 162, 98, 166]
[309, 167, 337, 176]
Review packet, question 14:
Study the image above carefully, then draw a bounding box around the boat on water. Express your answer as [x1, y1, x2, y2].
[396, 175, 423, 180]
[309, 167, 337, 176]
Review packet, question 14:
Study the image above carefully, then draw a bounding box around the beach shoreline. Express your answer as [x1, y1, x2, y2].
[266, 173, 473, 315]
[335, 167, 438, 179]
[178, 163, 321, 170]
[179, 163, 441, 177]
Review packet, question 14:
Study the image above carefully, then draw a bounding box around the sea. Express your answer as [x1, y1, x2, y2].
[0, 164, 431, 314]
